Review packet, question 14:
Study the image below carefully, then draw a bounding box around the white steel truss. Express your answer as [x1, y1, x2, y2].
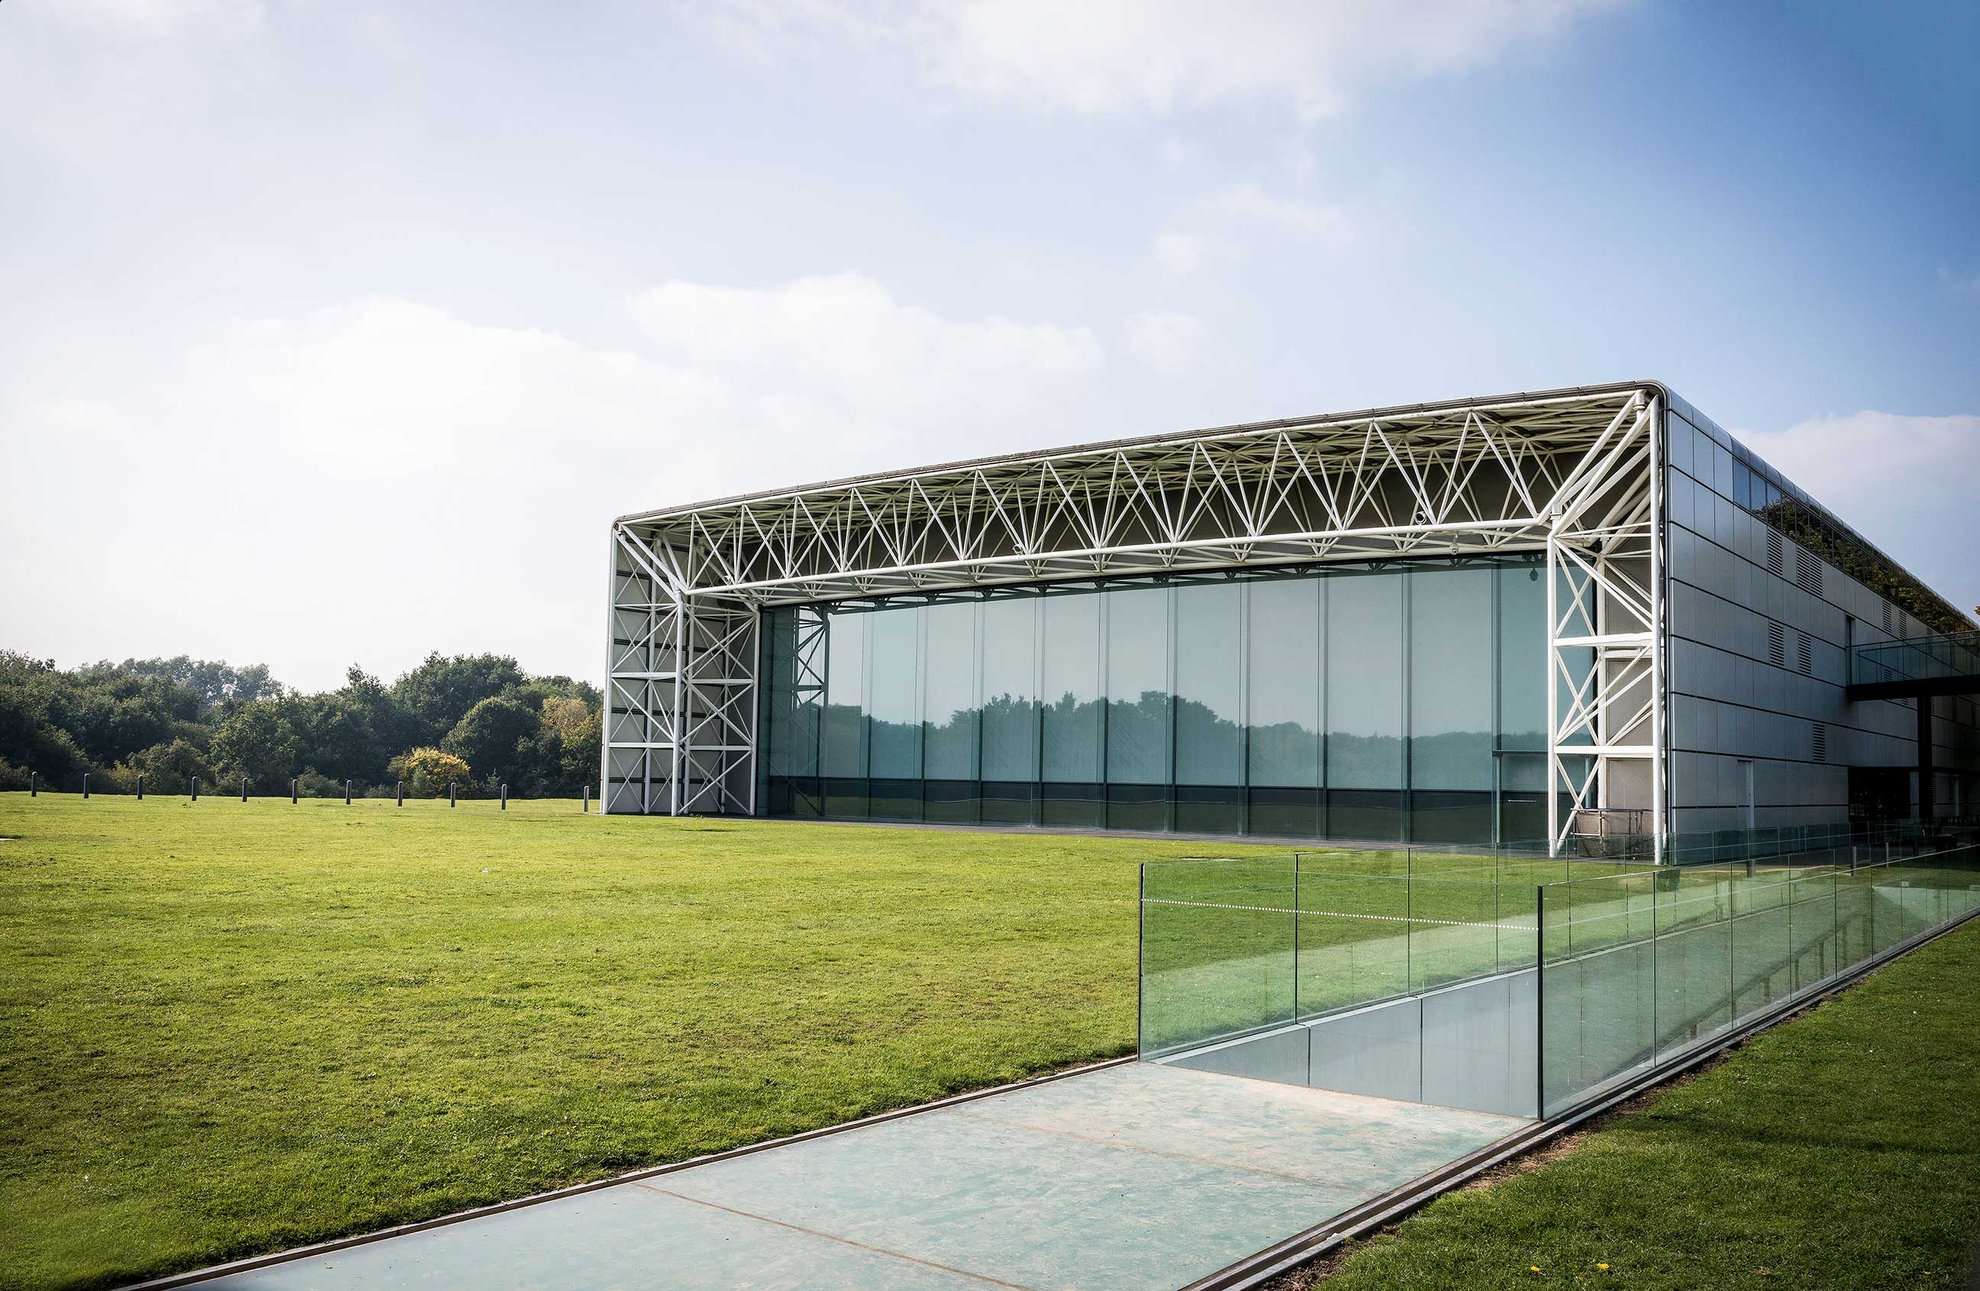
[604, 383, 1668, 854]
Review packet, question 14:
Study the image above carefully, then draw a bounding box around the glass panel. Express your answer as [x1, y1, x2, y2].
[1652, 865, 1733, 1055]
[1407, 867, 1505, 992]
[1541, 873, 1656, 1114]
[1326, 572, 1402, 791]
[1296, 871, 1410, 1017]
[1106, 584, 1172, 786]
[820, 609, 866, 778]
[866, 605, 921, 780]
[980, 596, 1039, 782]
[922, 599, 978, 781]
[1496, 560, 1548, 752]
[1040, 591, 1102, 783]
[1247, 576, 1321, 788]
[1174, 581, 1243, 785]
[1409, 565, 1493, 791]
[1730, 860, 1794, 1020]
[1139, 858, 1296, 1056]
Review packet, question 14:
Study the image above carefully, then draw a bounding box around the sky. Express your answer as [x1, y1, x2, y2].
[1, 0, 1974, 692]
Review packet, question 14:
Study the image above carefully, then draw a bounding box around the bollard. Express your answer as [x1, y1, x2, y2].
[242, 777, 249, 803]
[396, 781, 404, 807]
[137, 774, 144, 801]
[344, 780, 352, 806]
[582, 785, 589, 813]
[500, 783, 508, 811]
[449, 782, 456, 808]
[291, 778, 298, 805]
[28, 771, 36, 797]
[191, 776, 199, 802]
[83, 771, 90, 799]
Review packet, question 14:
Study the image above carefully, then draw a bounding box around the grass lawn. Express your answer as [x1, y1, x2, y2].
[1286, 916, 1980, 1290]
[0, 794, 1269, 1290]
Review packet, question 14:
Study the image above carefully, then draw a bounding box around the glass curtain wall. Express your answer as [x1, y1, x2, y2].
[761, 555, 1556, 844]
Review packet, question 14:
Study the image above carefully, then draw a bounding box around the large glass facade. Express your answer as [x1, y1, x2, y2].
[760, 555, 1557, 844]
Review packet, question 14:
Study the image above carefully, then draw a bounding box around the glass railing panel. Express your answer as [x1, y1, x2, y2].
[1652, 863, 1734, 1056]
[1138, 857, 1296, 1057]
[1785, 864, 1841, 995]
[1540, 872, 1656, 1115]
[1294, 871, 1411, 1017]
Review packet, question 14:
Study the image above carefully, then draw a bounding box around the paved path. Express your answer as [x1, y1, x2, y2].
[201, 1063, 1524, 1291]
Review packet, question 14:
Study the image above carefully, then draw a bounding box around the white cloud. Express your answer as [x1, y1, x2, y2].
[629, 273, 1099, 432]
[1125, 308, 1207, 372]
[36, 0, 263, 37]
[695, 0, 1623, 117]
[1737, 410, 1980, 613]
[1152, 229, 1219, 278]
[1152, 182, 1346, 279]
[1208, 182, 1345, 236]
[0, 276, 1107, 688]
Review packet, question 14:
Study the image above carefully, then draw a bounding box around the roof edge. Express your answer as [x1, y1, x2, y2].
[613, 379, 1669, 527]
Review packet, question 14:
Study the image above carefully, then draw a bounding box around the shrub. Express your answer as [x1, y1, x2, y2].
[393, 747, 472, 798]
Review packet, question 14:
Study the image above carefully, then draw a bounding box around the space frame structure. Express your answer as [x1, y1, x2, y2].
[605, 382, 1668, 854]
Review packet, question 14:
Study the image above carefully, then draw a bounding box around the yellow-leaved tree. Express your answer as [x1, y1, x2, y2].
[392, 746, 472, 797]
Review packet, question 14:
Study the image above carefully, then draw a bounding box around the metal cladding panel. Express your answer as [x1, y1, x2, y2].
[1420, 972, 1539, 1120]
[1306, 997, 1424, 1104]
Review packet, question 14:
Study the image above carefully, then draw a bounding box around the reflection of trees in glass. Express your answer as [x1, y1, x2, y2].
[819, 692, 1491, 788]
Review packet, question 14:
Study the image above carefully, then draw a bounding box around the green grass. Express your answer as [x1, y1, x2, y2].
[1294, 916, 1980, 1290]
[0, 794, 1275, 1290]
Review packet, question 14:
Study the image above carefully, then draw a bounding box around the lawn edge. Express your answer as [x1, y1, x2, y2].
[119, 1054, 1135, 1290]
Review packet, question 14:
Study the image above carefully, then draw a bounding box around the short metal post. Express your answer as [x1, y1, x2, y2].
[291, 778, 298, 804]
[28, 772, 35, 797]
[191, 776, 198, 801]
[137, 774, 144, 800]
[500, 783, 508, 810]
[241, 777, 248, 803]
[582, 785, 589, 813]
[396, 781, 404, 806]
[344, 780, 352, 805]
[449, 782, 456, 808]
[83, 772, 90, 799]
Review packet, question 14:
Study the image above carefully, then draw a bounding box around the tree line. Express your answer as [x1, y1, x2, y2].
[0, 652, 600, 798]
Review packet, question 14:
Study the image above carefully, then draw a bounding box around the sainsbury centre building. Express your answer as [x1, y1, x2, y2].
[604, 382, 1980, 853]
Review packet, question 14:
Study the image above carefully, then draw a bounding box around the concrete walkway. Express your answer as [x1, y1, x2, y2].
[201, 1063, 1524, 1291]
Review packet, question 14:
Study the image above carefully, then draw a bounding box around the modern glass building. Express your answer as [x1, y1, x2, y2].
[605, 383, 1980, 852]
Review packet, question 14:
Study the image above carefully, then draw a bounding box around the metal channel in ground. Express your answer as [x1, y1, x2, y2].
[1183, 903, 1980, 1291]
[122, 1056, 1136, 1290]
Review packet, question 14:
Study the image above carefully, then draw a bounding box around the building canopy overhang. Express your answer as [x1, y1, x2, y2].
[606, 382, 1670, 852]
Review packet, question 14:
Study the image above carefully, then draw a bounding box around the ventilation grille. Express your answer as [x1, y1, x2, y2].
[1812, 721, 1828, 764]
[1794, 547, 1822, 596]
[1881, 600, 1894, 634]
[1766, 529, 1785, 577]
[1797, 632, 1813, 676]
[1768, 621, 1787, 668]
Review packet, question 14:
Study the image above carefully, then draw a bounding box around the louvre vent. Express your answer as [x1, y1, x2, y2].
[1797, 632, 1813, 676]
[1768, 621, 1787, 668]
[1812, 721, 1828, 764]
[1881, 601, 1894, 634]
[1794, 547, 1822, 596]
[1766, 529, 1784, 576]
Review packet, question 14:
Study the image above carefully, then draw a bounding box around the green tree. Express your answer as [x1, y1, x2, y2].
[393, 654, 527, 747]
[442, 695, 539, 787]
[209, 700, 305, 789]
[127, 739, 215, 795]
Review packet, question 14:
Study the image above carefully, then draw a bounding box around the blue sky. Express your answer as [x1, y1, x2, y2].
[2, 0, 1974, 689]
